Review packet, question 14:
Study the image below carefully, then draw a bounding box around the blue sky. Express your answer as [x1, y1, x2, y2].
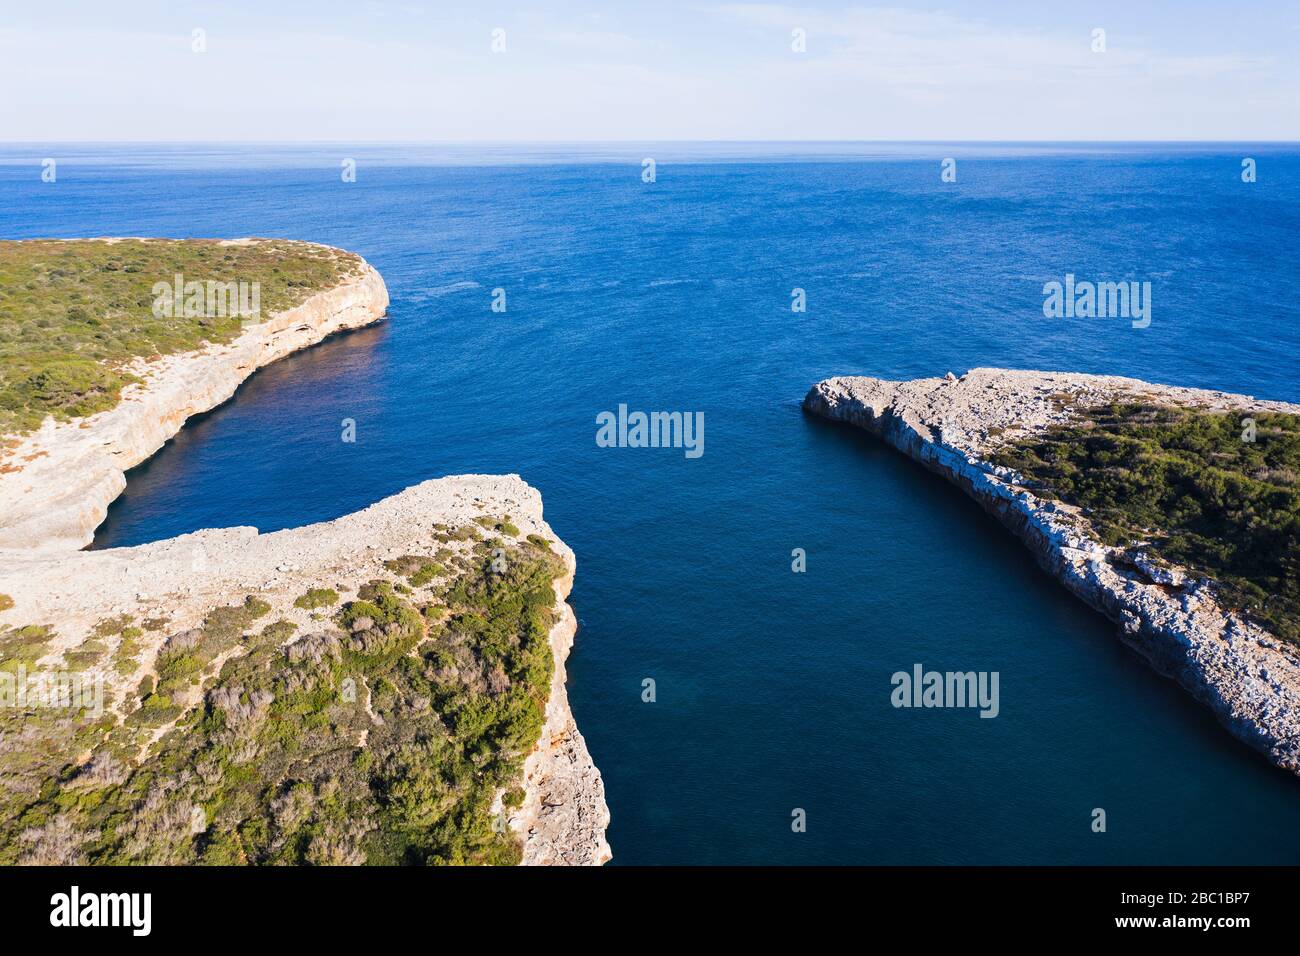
[2, 1, 1296, 140]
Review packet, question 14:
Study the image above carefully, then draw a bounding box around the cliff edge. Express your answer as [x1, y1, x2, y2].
[804, 367, 1300, 776]
[0, 240, 389, 552]
[0, 474, 612, 864]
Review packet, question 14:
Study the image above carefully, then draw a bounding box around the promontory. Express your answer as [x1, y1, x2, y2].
[805, 368, 1300, 776]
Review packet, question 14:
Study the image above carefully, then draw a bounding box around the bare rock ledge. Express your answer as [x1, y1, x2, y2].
[804, 367, 1300, 776]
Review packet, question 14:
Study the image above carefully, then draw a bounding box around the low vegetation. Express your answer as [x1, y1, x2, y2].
[0, 623, 51, 670]
[0, 239, 361, 434]
[383, 555, 444, 588]
[293, 588, 339, 611]
[475, 515, 521, 537]
[0, 537, 565, 865]
[993, 403, 1300, 643]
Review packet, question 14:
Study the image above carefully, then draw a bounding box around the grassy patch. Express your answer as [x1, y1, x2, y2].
[64, 640, 108, 670]
[92, 614, 133, 639]
[0, 538, 567, 866]
[293, 588, 339, 610]
[474, 516, 521, 537]
[0, 623, 52, 669]
[113, 627, 145, 676]
[992, 403, 1300, 643]
[433, 524, 481, 544]
[384, 555, 444, 588]
[259, 620, 298, 644]
[0, 239, 361, 434]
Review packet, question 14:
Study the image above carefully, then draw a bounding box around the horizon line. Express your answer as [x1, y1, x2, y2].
[4, 138, 1299, 146]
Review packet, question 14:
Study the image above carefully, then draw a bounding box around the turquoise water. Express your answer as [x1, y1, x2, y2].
[3, 142, 1298, 863]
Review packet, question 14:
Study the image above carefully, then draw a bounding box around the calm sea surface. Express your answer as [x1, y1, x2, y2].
[3, 142, 1298, 863]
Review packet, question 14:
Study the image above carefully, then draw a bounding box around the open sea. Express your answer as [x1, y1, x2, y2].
[2, 141, 1298, 864]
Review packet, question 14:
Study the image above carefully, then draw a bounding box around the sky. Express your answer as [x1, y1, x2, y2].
[1, 0, 1297, 141]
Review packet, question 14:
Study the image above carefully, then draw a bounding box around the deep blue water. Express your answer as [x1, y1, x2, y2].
[3, 142, 1299, 864]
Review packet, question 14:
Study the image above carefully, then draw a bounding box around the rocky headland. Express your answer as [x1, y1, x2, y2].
[0, 476, 610, 864]
[804, 368, 1300, 776]
[0, 239, 388, 552]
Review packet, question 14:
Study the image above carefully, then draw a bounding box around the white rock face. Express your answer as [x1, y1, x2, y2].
[803, 367, 1300, 776]
[517, 565, 613, 865]
[0, 243, 389, 552]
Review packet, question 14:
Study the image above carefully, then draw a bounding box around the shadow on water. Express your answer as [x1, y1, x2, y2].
[78, 330, 1300, 865]
[89, 321, 390, 549]
[793, 411, 1300, 861]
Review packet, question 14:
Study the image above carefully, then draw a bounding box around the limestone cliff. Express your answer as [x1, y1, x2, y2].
[0, 243, 388, 552]
[804, 368, 1300, 776]
[517, 565, 612, 865]
[0, 475, 612, 864]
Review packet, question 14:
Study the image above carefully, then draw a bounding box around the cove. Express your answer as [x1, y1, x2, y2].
[8, 141, 1298, 864]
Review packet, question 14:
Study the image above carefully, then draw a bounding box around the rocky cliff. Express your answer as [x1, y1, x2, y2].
[0, 475, 612, 865]
[517, 565, 613, 865]
[804, 367, 1300, 776]
[0, 244, 389, 552]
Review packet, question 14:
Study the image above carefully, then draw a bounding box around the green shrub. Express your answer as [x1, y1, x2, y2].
[993, 403, 1300, 643]
[260, 619, 298, 643]
[0, 540, 569, 866]
[0, 239, 362, 433]
[65, 640, 108, 669]
[408, 563, 444, 588]
[195, 595, 271, 659]
[0, 624, 52, 667]
[155, 650, 204, 695]
[92, 614, 133, 638]
[293, 587, 339, 610]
